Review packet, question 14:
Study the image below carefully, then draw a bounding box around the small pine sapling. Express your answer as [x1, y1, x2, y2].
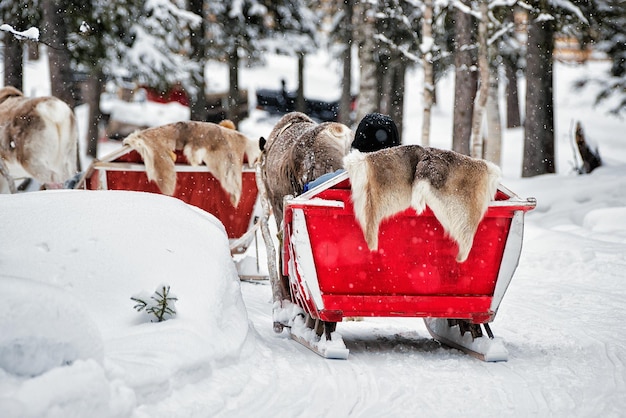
[131, 284, 178, 322]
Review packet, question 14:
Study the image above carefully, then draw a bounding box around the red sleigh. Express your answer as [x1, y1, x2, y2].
[77, 145, 265, 279]
[265, 171, 536, 360]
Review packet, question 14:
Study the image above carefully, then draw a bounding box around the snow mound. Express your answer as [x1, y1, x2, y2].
[0, 277, 103, 377]
[583, 207, 626, 238]
[0, 190, 251, 410]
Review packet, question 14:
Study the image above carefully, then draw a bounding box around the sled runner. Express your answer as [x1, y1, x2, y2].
[76, 145, 266, 279]
[265, 170, 535, 361]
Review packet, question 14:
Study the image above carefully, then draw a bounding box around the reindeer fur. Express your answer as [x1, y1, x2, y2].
[260, 112, 353, 228]
[123, 120, 260, 207]
[344, 146, 501, 262]
[0, 86, 78, 188]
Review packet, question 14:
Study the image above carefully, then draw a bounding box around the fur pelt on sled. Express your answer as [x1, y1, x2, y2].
[260, 112, 353, 228]
[0, 86, 78, 191]
[123, 120, 260, 207]
[343, 146, 501, 262]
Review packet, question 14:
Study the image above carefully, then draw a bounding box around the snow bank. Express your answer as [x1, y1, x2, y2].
[107, 98, 190, 126]
[0, 190, 251, 414]
[0, 277, 103, 377]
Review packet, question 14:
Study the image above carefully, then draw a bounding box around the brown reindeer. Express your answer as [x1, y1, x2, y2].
[259, 112, 353, 229]
[0, 86, 78, 192]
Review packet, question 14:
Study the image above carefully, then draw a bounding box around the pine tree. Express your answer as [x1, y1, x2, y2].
[188, 0, 208, 121]
[63, 0, 200, 156]
[374, 0, 422, 140]
[131, 284, 178, 322]
[261, 0, 320, 114]
[452, 0, 477, 156]
[42, 0, 77, 106]
[206, 0, 268, 126]
[334, 0, 355, 126]
[354, 2, 378, 122]
[522, 0, 587, 177]
[353, 0, 423, 137]
[0, 0, 40, 91]
[576, 0, 626, 116]
[470, 0, 489, 159]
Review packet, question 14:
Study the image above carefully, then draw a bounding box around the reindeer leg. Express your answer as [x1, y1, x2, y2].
[0, 158, 16, 193]
[255, 162, 291, 332]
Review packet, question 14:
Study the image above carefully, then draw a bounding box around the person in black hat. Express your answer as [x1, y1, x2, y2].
[303, 113, 401, 192]
[351, 112, 400, 152]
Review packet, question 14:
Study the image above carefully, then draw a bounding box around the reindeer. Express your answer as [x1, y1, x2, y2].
[0, 86, 79, 192]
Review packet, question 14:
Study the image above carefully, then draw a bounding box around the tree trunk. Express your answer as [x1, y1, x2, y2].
[484, 70, 502, 165]
[42, 0, 76, 106]
[421, 0, 434, 147]
[355, 5, 378, 122]
[227, 47, 241, 127]
[470, 0, 489, 159]
[28, 42, 39, 61]
[339, 0, 354, 126]
[84, 69, 104, 160]
[296, 53, 306, 113]
[522, 2, 555, 177]
[504, 58, 521, 128]
[378, 53, 391, 114]
[389, 58, 406, 142]
[452, 0, 477, 156]
[3, 34, 23, 91]
[189, 0, 207, 121]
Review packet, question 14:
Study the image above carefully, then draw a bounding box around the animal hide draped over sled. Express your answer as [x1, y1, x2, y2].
[0, 86, 78, 190]
[122, 120, 260, 207]
[260, 111, 353, 228]
[343, 146, 501, 262]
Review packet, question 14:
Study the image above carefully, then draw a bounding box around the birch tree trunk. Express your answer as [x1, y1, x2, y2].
[484, 70, 502, 165]
[355, 5, 378, 122]
[470, 0, 489, 159]
[421, 0, 434, 147]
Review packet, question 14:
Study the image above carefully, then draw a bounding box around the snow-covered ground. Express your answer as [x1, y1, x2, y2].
[2, 50, 626, 417]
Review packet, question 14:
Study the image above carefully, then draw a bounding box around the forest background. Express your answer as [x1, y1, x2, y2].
[1, 0, 625, 177]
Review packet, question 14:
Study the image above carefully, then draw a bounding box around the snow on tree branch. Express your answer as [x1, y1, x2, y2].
[0, 24, 39, 41]
[550, 0, 588, 24]
[147, 0, 201, 27]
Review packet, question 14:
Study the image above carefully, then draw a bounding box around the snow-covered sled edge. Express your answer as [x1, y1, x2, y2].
[424, 318, 509, 362]
[289, 314, 349, 359]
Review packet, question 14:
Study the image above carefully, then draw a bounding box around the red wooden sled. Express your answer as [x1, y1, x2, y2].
[77, 145, 265, 279]
[276, 171, 536, 360]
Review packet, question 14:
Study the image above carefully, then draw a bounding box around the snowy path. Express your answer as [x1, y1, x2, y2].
[206, 265, 625, 418]
[218, 185, 626, 418]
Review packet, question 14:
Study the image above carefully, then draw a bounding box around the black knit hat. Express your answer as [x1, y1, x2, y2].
[351, 113, 400, 152]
